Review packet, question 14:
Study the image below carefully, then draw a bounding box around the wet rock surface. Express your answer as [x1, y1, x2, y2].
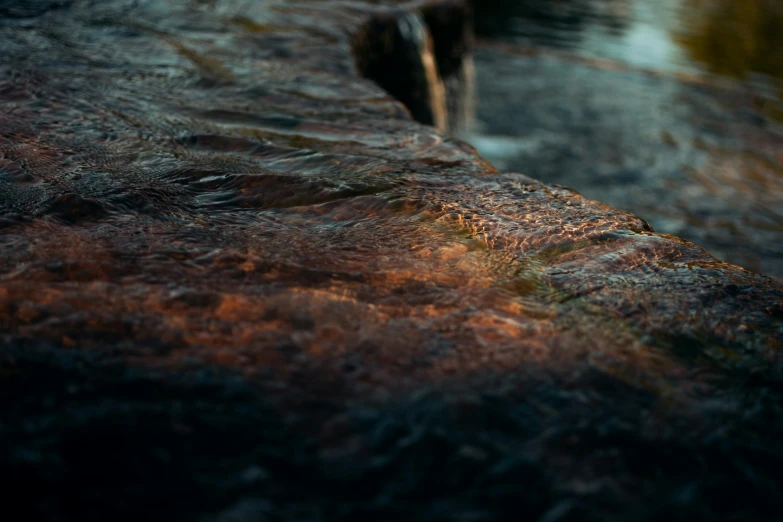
[0, 1, 782, 521]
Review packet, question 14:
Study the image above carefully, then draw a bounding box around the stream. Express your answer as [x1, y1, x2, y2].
[468, 0, 783, 280]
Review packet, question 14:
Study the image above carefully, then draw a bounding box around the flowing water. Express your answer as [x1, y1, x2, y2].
[2, 2, 783, 521]
[0, 0, 779, 380]
[468, 0, 783, 281]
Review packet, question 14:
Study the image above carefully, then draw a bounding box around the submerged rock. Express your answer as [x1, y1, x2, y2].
[0, 1, 781, 521]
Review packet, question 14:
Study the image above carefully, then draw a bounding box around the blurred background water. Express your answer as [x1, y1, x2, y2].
[467, 0, 783, 280]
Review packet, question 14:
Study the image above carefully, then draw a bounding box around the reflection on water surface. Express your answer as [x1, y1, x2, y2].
[679, 0, 783, 83]
[470, 0, 783, 280]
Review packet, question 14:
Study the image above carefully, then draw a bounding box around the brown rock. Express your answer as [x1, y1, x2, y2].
[0, 1, 781, 521]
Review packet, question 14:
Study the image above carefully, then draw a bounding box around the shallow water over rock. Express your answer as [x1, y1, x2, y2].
[1, 1, 782, 521]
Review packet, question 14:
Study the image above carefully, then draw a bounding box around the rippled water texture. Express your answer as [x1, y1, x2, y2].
[0, 0, 778, 380]
[470, 0, 783, 280]
[1, 1, 783, 521]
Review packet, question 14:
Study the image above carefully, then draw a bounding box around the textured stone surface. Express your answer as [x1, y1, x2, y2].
[1, 1, 782, 521]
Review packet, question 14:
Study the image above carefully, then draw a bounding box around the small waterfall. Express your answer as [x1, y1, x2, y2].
[421, 0, 476, 135]
[394, 12, 448, 131]
[352, 4, 474, 134]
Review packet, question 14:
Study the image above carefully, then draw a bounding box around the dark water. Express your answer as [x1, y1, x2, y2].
[469, 0, 783, 280]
